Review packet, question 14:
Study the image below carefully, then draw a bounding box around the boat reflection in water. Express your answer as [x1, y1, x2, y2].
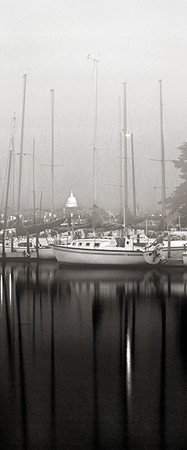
[0, 262, 187, 449]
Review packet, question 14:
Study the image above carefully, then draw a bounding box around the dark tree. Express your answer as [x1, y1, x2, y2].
[167, 142, 187, 226]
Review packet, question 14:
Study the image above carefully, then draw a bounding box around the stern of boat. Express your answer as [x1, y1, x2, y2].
[143, 246, 166, 265]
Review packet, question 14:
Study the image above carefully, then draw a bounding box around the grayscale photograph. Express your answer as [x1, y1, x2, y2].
[0, 1, 187, 449]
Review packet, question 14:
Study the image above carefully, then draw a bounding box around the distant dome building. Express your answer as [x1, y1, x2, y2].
[66, 191, 78, 209]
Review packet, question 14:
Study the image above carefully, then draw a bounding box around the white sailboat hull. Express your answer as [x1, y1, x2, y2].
[52, 244, 162, 266]
[0, 241, 55, 259]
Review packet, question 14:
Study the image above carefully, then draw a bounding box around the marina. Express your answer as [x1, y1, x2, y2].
[0, 234, 185, 268]
[1, 225, 187, 268]
[1, 2, 187, 448]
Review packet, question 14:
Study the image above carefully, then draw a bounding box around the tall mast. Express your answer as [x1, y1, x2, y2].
[4, 136, 14, 230]
[32, 138, 36, 223]
[159, 80, 166, 220]
[88, 54, 99, 206]
[121, 82, 127, 226]
[44, 89, 63, 216]
[51, 88, 54, 216]
[17, 73, 27, 216]
[123, 82, 128, 210]
[12, 113, 16, 214]
[118, 96, 122, 217]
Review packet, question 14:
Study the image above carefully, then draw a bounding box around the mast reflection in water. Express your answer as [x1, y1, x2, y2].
[0, 262, 187, 449]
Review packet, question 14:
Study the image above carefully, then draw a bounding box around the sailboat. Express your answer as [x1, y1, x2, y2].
[52, 235, 164, 266]
[155, 80, 187, 262]
[52, 59, 164, 267]
[0, 79, 63, 260]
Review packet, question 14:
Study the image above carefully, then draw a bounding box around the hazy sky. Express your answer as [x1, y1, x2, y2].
[0, 0, 187, 214]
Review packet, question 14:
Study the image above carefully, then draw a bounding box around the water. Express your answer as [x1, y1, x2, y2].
[0, 262, 187, 449]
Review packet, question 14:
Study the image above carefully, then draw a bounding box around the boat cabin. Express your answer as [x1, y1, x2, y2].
[70, 238, 117, 249]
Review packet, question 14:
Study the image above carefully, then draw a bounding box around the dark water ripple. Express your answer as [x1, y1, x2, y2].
[0, 262, 187, 449]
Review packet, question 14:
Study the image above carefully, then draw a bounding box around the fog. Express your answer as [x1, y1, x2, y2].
[0, 0, 186, 215]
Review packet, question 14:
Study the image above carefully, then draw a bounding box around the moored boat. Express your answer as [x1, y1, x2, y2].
[52, 236, 165, 266]
[0, 236, 56, 259]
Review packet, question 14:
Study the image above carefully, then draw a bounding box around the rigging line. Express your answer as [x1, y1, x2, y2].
[159, 109, 179, 193]
[163, 108, 179, 154]
[1, 147, 10, 212]
[54, 89, 90, 153]
[136, 113, 160, 186]
[104, 110, 118, 150]
[64, 103, 94, 175]
[53, 107, 64, 148]
[0, 121, 17, 211]
[63, 70, 96, 190]
[27, 80, 49, 135]
[138, 82, 159, 150]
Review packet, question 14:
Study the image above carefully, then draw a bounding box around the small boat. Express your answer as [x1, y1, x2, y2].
[0, 236, 56, 259]
[52, 236, 164, 267]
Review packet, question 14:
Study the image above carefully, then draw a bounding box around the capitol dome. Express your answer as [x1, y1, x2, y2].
[66, 190, 78, 208]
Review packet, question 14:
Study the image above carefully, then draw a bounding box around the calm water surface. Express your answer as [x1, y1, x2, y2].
[0, 262, 187, 449]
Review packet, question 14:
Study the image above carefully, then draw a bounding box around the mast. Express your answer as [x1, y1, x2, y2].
[88, 54, 99, 207]
[12, 113, 16, 215]
[159, 80, 166, 220]
[32, 138, 36, 223]
[118, 96, 122, 218]
[4, 136, 14, 230]
[123, 82, 128, 211]
[131, 133, 136, 217]
[51, 88, 54, 216]
[121, 82, 127, 226]
[39, 190, 43, 221]
[17, 73, 27, 216]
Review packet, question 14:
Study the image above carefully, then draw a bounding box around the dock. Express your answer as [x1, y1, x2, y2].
[0, 251, 56, 263]
[0, 252, 186, 269]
